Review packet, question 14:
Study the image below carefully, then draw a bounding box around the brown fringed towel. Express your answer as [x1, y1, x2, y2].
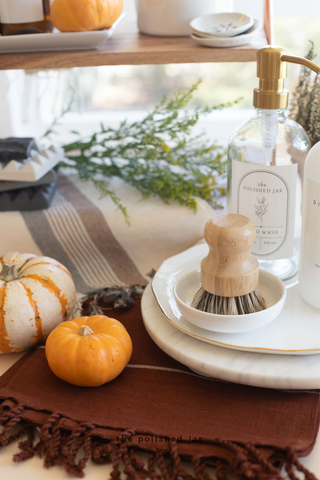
[0, 299, 319, 480]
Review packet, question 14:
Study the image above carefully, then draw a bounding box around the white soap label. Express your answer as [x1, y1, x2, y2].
[231, 160, 297, 259]
[0, 0, 44, 24]
[302, 178, 320, 283]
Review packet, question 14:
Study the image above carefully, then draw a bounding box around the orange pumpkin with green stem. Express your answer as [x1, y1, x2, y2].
[50, 0, 123, 32]
[45, 315, 132, 387]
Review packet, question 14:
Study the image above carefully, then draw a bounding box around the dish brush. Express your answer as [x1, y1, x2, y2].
[191, 213, 267, 315]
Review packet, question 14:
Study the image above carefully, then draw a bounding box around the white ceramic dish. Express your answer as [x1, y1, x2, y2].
[191, 19, 259, 48]
[0, 13, 125, 54]
[142, 282, 320, 389]
[173, 267, 286, 333]
[0, 145, 64, 182]
[152, 243, 320, 355]
[190, 12, 254, 38]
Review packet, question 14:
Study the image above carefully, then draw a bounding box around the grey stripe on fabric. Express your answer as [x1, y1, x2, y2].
[47, 193, 123, 288]
[20, 209, 92, 293]
[58, 173, 146, 286]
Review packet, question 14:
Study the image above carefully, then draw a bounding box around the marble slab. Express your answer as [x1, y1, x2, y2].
[141, 283, 320, 389]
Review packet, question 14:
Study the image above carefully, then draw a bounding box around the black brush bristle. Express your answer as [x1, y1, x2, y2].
[191, 287, 267, 315]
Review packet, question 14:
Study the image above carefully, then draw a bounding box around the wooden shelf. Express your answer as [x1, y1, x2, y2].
[0, 21, 268, 71]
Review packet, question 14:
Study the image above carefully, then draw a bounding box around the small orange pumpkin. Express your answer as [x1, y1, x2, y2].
[45, 315, 132, 387]
[50, 0, 123, 32]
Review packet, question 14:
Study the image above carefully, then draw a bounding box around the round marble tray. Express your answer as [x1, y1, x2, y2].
[152, 244, 320, 355]
[141, 282, 320, 389]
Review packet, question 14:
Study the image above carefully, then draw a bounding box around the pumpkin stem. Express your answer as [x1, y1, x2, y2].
[78, 325, 94, 336]
[0, 264, 19, 282]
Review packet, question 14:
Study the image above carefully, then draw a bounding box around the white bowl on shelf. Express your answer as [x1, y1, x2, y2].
[190, 12, 254, 38]
[135, 0, 216, 37]
[173, 267, 286, 333]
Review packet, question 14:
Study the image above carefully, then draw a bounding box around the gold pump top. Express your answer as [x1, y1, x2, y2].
[253, 45, 320, 110]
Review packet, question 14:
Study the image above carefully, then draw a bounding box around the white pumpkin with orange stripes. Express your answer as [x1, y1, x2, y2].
[0, 252, 76, 354]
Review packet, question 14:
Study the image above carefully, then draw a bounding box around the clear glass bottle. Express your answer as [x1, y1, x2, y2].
[227, 46, 319, 281]
[0, 0, 53, 36]
[227, 108, 310, 280]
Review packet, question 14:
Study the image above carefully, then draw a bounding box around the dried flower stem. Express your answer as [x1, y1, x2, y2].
[290, 41, 320, 147]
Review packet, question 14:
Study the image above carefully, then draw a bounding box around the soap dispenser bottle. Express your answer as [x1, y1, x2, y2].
[227, 46, 320, 281]
[299, 142, 320, 309]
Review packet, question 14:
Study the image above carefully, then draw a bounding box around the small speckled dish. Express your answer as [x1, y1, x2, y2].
[191, 19, 259, 48]
[173, 268, 286, 333]
[190, 12, 254, 38]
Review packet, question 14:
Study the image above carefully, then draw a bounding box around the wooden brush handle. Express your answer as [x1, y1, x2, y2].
[201, 214, 259, 297]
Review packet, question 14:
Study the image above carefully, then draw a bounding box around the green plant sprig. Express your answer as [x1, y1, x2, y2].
[58, 81, 241, 224]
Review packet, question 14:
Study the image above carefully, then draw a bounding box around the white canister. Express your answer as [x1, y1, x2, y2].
[0, 0, 45, 24]
[299, 141, 320, 309]
[135, 0, 217, 37]
[0, 0, 52, 36]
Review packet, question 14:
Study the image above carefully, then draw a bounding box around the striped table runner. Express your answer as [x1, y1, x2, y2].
[0, 172, 215, 293]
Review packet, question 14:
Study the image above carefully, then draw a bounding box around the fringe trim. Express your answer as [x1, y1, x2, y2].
[0, 404, 318, 480]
